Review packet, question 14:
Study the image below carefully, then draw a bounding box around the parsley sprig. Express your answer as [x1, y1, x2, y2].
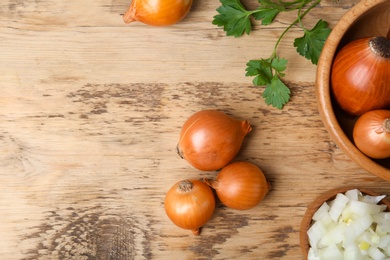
[213, 0, 331, 109]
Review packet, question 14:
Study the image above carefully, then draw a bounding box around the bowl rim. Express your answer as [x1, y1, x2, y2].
[299, 186, 390, 259]
[316, 0, 390, 181]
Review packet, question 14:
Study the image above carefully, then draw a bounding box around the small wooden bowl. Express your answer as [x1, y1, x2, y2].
[316, 0, 390, 180]
[300, 186, 390, 259]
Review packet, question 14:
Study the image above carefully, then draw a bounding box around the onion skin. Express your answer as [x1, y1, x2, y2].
[123, 0, 193, 26]
[331, 36, 390, 116]
[353, 109, 390, 159]
[177, 110, 252, 171]
[205, 161, 270, 210]
[164, 180, 215, 235]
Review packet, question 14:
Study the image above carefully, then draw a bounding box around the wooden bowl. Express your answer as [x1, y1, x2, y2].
[316, 0, 390, 180]
[300, 186, 390, 259]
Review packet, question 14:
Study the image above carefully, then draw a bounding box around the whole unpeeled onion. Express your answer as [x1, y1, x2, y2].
[164, 179, 215, 235]
[123, 0, 193, 26]
[353, 109, 390, 159]
[177, 110, 252, 171]
[331, 36, 390, 116]
[205, 161, 270, 210]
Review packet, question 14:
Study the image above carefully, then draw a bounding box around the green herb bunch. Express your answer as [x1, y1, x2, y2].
[213, 0, 331, 109]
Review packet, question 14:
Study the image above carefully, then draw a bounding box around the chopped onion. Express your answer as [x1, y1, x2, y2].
[329, 193, 350, 222]
[307, 189, 390, 260]
[344, 243, 363, 260]
[345, 189, 360, 201]
[362, 195, 387, 205]
[368, 246, 386, 259]
[321, 243, 343, 260]
[313, 202, 330, 221]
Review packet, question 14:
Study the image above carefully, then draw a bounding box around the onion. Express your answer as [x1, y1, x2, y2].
[331, 36, 390, 116]
[307, 189, 390, 260]
[164, 179, 215, 235]
[177, 110, 252, 171]
[204, 161, 270, 210]
[123, 0, 193, 26]
[353, 109, 390, 159]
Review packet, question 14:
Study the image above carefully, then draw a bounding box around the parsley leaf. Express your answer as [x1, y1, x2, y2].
[252, 9, 280, 25]
[252, 0, 284, 25]
[245, 59, 273, 85]
[294, 19, 331, 65]
[263, 76, 291, 109]
[270, 57, 287, 77]
[212, 0, 253, 37]
[246, 57, 290, 109]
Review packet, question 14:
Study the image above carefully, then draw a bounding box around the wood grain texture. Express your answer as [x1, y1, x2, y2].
[1, 0, 388, 259]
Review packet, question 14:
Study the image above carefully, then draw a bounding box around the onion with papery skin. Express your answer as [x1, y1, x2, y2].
[353, 109, 390, 159]
[123, 0, 193, 26]
[331, 36, 390, 116]
[164, 179, 215, 235]
[204, 161, 270, 210]
[177, 110, 252, 171]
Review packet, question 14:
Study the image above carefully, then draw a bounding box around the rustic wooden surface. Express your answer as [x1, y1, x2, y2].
[1, 0, 389, 259]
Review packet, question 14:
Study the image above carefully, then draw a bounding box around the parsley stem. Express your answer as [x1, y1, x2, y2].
[271, 0, 322, 58]
[297, 0, 322, 31]
[271, 23, 293, 59]
[277, 0, 305, 8]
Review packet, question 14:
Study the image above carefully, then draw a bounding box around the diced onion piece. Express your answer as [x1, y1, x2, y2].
[368, 246, 386, 259]
[357, 230, 373, 247]
[344, 244, 363, 260]
[343, 214, 373, 248]
[349, 200, 386, 216]
[312, 205, 333, 229]
[345, 189, 360, 201]
[340, 203, 353, 223]
[308, 247, 320, 260]
[318, 222, 346, 248]
[361, 195, 387, 205]
[320, 243, 343, 260]
[307, 220, 327, 251]
[312, 202, 330, 221]
[373, 212, 390, 233]
[379, 235, 390, 249]
[384, 246, 390, 256]
[329, 193, 350, 221]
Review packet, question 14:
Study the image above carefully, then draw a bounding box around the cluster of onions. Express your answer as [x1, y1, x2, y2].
[164, 110, 270, 235]
[123, 0, 193, 26]
[330, 32, 390, 159]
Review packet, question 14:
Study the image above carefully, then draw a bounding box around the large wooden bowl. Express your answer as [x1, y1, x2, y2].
[316, 0, 390, 180]
[300, 186, 390, 259]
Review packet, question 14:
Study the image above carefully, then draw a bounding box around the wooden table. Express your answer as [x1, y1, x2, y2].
[1, 0, 388, 259]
